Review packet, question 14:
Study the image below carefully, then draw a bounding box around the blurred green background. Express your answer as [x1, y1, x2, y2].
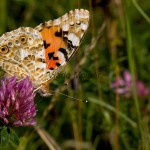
[0, 0, 150, 149]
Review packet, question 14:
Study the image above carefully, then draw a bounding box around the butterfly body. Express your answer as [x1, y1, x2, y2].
[0, 9, 90, 94]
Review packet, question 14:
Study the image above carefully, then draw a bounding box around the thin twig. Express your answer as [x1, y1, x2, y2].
[35, 125, 62, 150]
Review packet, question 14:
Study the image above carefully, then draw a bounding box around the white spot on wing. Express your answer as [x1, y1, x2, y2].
[68, 33, 80, 47]
[81, 23, 88, 31]
[62, 24, 69, 31]
[70, 21, 74, 26]
[36, 62, 46, 69]
[28, 37, 34, 45]
[19, 49, 29, 60]
[55, 51, 66, 66]
[53, 18, 61, 26]
[62, 14, 68, 21]
[36, 50, 44, 58]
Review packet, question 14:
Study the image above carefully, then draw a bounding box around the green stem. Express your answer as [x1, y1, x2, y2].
[88, 97, 137, 128]
[124, 0, 143, 146]
[130, 0, 150, 24]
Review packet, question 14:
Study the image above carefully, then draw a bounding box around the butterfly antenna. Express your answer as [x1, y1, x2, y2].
[59, 82, 68, 86]
[50, 90, 88, 103]
[34, 83, 88, 102]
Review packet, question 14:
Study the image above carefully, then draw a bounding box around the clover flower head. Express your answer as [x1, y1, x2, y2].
[111, 70, 150, 97]
[0, 76, 36, 126]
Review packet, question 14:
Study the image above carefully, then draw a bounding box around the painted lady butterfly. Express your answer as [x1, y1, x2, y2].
[0, 9, 90, 95]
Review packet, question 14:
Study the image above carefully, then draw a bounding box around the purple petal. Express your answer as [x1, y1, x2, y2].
[136, 81, 150, 97]
[124, 70, 132, 83]
[0, 76, 37, 126]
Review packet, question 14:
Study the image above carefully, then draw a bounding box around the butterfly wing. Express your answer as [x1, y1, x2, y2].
[0, 27, 48, 86]
[35, 9, 90, 83]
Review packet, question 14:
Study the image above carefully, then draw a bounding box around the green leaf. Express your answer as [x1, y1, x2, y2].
[16, 137, 27, 150]
[9, 129, 19, 146]
[0, 127, 9, 147]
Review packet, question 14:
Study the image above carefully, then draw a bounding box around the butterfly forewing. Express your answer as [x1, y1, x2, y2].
[35, 9, 90, 81]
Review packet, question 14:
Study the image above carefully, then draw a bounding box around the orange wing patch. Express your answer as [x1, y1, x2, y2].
[35, 9, 90, 76]
[41, 27, 66, 70]
[34, 9, 89, 89]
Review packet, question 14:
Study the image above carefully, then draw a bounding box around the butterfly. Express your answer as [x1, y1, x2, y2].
[0, 9, 90, 95]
